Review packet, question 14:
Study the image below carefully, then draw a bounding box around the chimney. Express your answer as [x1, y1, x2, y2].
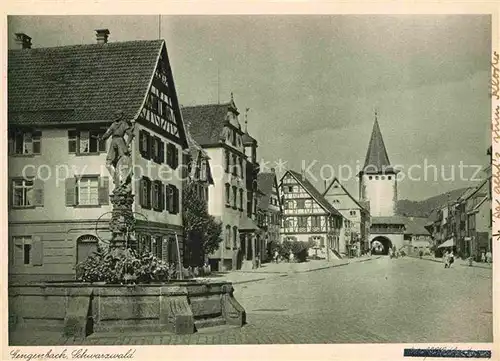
[95, 29, 110, 44]
[15, 33, 32, 49]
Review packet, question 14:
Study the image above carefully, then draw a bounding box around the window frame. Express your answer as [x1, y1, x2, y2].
[9, 129, 42, 156]
[68, 129, 106, 155]
[76, 176, 100, 206]
[12, 178, 34, 208]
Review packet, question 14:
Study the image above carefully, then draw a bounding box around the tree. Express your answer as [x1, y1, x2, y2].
[182, 181, 222, 267]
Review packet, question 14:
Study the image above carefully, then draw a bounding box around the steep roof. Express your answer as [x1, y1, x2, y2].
[285, 170, 342, 217]
[242, 131, 257, 145]
[181, 103, 232, 146]
[323, 177, 368, 213]
[362, 119, 395, 174]
[8, 40, 164, 125]
[256, 172, 276, 210]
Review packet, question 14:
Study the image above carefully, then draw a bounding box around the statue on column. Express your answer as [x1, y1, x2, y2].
[99, 110, 135, 194]
[99, 110, 136, 250]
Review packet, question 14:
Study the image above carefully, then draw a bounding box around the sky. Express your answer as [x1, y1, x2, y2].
[8, 15, 492, 201]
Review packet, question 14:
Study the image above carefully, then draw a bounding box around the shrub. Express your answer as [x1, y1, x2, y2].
[76, 246, 177, 284]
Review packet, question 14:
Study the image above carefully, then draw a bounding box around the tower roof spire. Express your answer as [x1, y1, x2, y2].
[362, 112, 392, 173]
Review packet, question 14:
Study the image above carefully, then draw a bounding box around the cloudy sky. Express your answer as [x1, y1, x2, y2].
[8, 15, 492, 201]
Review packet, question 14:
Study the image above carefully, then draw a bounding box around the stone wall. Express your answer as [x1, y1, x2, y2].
[9, 280, 245, 338]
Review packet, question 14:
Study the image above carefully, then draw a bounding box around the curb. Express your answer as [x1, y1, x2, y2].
[410, 256, 492, 270]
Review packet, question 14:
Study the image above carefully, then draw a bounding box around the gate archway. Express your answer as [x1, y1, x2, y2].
[371, 236, 392, 255]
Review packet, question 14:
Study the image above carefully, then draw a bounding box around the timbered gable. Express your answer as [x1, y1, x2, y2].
[137, 43, 188, 148]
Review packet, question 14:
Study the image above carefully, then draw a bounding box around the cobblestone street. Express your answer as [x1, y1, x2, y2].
[10, 257, 492, 345]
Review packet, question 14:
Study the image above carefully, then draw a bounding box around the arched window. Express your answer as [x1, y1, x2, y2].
[76, 234, 99, 265]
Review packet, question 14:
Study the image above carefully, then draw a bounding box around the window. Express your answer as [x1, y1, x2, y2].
[68, 130, 106, 154]
[13, 236, 32, 265]
[9, 130, 41, 155]
[247, 191, 253, 217]
[152, 180, 164, 211]
[239, 189, 244, 210]
[388, 176, 392, 180]
[12, 179, 34, 207]
[239, 158, 244, 178]
[368, 176, 372, 180]
[350, 210, 356, 216]
[232, 154, 238, 176]
[297, 199, 305, 209]
[375, 176, 379, 180]
[166, 143, 178, 169]
[225, 225, 231, 249]
[165, 184, 179, 214]
[225, 183, 231, 206]
[311, 216, 321, 228]
[77, 177, 99, 206]
[232, 186, 238, 208]
[141, 177, 152, 209]
[288, 186, 293, 193]
[151, 236, 162, 259]
[298, 217, 307, 230]
[232, 130, 237, 146]
[65, 176, 108, 207]
[233, 226, 238, 249]
[381, 176, 385, 180]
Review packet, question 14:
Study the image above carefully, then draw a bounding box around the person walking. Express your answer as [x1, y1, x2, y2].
[481, 252, 486, 263]
[443, 250, 450, 268]
[486, 250, 492, 264]
[448, 250, 455, 268]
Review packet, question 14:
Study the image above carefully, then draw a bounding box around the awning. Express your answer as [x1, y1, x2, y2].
[438, 238, 455, 248]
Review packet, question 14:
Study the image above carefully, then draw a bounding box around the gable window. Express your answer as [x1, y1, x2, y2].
[9, 130, 42, 155]
[297, 199, 305, 209]
[68, 130, 106, 154]
[288, 186, 293, 193]
[350, 210, 356, 216]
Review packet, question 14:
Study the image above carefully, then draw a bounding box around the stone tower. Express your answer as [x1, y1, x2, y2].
[358, 114, 398, 217]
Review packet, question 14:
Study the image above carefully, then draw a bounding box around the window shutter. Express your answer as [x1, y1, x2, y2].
[65, 177, 77, 206]
[173, 146, 179, 169]
[33, 179, 44, 206]
[98, 176, 110, 205]
[159, 140, 165, 164]
[172, 185, 179, 214]
[31, 236, 43, 266]
[165, 184, 172, 213]
[146, 133, 152, 160]
[139, 130, 145, 157]
[146, 178, 152, 209]
[159, 181, 165, 211]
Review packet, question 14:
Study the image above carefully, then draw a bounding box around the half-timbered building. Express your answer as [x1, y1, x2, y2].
[279, 170, 344, 260]
[8, 30, 189, 282]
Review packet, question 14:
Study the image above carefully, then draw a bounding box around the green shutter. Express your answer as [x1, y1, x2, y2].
[98, 176, 109, 205]
[31, 235, 43, 266]
[65, 177, 77, 206]
[33, 179, 44, 206]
